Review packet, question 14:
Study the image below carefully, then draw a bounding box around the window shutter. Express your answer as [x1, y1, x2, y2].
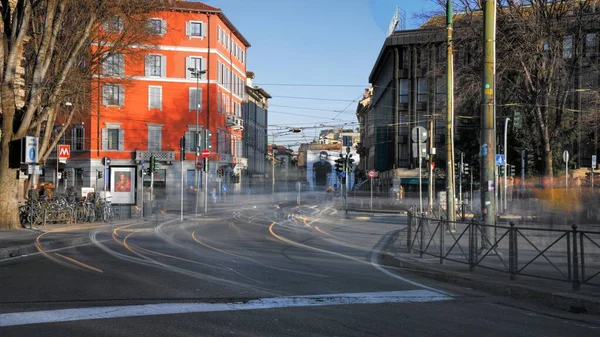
[161, 19, 166, 35]
[217, 62, 222, 83]
[189, 88, 195, 111]
[217, 91, 221, 112]
[102, 85, 109, 106]
[160, 55, 166, 78]
[202, 22, 207, 37]
[148, 86, 152, 109]
[118, 85, 125, 107]
[185, 21, 190, 37]
[118, 129, 125, 151]
[158, 87, 162, 109]
[119, 54, 124, 75]
[81, 127, 85, 151]
[198, 88, 203, 111]
[145, 55, 151, 77]
[185, 57, 191, 79]
[201, 58, 206, 78]
[101, 128, 108, 150]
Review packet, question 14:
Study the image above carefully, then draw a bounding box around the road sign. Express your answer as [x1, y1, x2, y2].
[368, 170, 378, 178]
[592, 155, 597, 169]
[201, 149, 210, 158]
[25, 136, 39, 164]
[196, 161, 203, 171]
[222, 184, 227, 192]
[411, 126, 428, 143]
[495, 154, 505, 166]
[58, 145, 71, 159]
[563, 150, 569, 163]
[102, 156, 111, 166]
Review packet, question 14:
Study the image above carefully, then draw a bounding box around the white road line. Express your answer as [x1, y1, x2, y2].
[370, 233, 452, 296]
[0, 239, 112, 263]
[0, 290, 451, 327]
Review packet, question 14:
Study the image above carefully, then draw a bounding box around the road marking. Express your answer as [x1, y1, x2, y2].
[0, 290, 451, 327]
[270, 222, 450, 296]
[369, 232, 451, 296]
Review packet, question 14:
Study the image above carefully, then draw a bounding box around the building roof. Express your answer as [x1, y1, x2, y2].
[170, 1, 251, 47]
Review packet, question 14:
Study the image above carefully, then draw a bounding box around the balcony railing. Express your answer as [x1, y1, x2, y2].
[135, 150, 175, 162]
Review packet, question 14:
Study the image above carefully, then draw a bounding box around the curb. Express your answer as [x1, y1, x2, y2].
[378, 248, 600, 316]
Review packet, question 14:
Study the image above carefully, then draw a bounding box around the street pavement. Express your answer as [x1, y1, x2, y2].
[1, 195, 600, 336]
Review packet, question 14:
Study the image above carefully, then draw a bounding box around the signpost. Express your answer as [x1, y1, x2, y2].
[592, 155, 597, 193]
[102, 156, 111, 192]
[412, 127, 428, 214]
[202, 149, 210, 213]
[57, 145, 70, 193]
[368, 170, 378, 210]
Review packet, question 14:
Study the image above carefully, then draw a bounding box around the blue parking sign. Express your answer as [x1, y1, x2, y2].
[495, 154, 505, 166]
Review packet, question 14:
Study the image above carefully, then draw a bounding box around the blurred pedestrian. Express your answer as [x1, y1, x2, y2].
[210, 188, 217, 204]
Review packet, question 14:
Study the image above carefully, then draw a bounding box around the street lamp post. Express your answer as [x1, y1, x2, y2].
[504, 117, 510, 212]
[188, 67, 206, 217]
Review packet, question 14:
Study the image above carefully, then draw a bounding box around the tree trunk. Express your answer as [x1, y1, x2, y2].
[0, 85, 20, 230]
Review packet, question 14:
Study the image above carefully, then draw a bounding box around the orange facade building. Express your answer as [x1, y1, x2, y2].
[61, 1, 250, 205]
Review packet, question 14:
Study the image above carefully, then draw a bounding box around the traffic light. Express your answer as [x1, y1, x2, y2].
[335, 157, 344, 173]
[180, 136, 186, 161]
[498, 166, 504, 177]
[204, 129, 212, 150]
[150, 155, 156, 173]
[97, 171, 103, 179]
[463, 163, 470, 176]
[510, 164, 516, 177]
[347, 155, 355, 172]
[146, 168, 152, 176]
[63, 170, 70, 179]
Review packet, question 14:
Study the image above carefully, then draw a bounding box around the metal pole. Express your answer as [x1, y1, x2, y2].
[459, 152, 463, 210]
[56, 145, 59, 193]
[470, 169, 473, 212]
[419, 156, 423, 214]
[195, 72, 200, 218]
[150, 170, 154, 216]
[370, 177, 373, 210]
[205, 158, 209, 213]
[481, 0, 497, 242]
[429, 118, 434, 213]
[446, 0, 456, 222]
[141, 166, 144, 219]
[566, 155, 569, 190]
[345, 146, 350, 215]
[504, 117, 510, 212]
[180, 157, 184, 221]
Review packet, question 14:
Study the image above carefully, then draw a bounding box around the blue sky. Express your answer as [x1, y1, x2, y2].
[200, 0, 440, 147]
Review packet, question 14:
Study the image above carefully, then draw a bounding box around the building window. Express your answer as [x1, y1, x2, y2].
[146, 18, 165, 35]
[148, 86, 162, 109]
[105, 129, 119, 150]
[186, 57, 205, 79]
[102, 84, 124, 107]
[103, 54, 124, 76]
[586, 33, 597, 55]
[187, 21, 205, 37]
[148, 125, 162, 151]
[189, 87, 202, 111]
[563, 35, 573, 59]
[417, 78, 428, 103]
[103, 16, 123, 32]
[71, 126, 84, 151]
[399, 79, 409, 104]
[145, 54, 165, 78]
[436, 77, 446, 103]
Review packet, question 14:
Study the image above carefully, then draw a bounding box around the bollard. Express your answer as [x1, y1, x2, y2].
[509, 221, 517, 280]
[572, 224, 581, 291]
[407, 211, 413, 253]
[440, 216, 445, 265]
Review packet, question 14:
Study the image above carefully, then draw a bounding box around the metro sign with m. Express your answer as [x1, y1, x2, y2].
[58, 145, 71, 159]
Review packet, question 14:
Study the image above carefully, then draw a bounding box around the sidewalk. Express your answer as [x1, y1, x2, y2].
[379, 225, 600, 316]
[0, 219, 135, 260]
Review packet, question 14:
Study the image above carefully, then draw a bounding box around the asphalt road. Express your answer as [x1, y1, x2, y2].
[1, 195, 599, 336]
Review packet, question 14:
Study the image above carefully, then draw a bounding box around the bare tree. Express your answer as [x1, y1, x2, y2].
[0, 0, 169, 229]
[425, 0, 598, 182]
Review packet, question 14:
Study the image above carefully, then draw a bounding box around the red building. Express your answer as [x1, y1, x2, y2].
[60, 1, 249, 206]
